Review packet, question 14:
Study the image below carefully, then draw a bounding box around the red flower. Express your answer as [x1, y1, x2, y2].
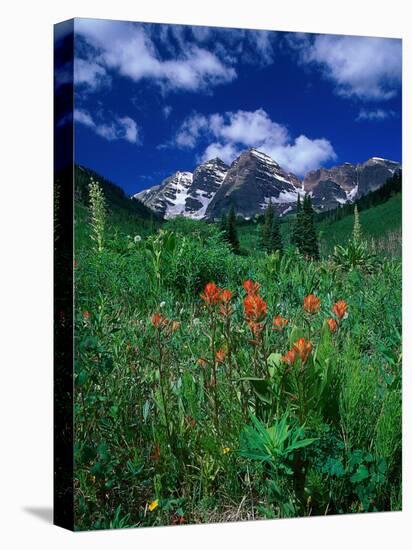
[244, 294, 267, 322]
[292, 337, 313, 364]
[282, 349, 297, 366]
[219, 289, 233, 317]
[327, 318, 338, 333]
[243, 279, 260, 295]
[83, 310, 91, 320]
[200, 282, 221, 306]
[303, 294, 321, 314]
[215, 349, 226, 364]
[333, 300, 348, 320]
[172, 514, 185, 525]
[273, 315, 289, 330]
[151, 312, 168, 329]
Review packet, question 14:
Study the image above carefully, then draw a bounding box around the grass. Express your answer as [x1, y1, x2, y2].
[72, 179, 402, 530]
[237, 194, 402, 257]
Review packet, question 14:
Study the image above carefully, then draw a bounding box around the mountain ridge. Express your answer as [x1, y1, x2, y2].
[133, 149, 401, 220]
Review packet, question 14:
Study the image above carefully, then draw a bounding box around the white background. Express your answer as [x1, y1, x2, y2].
[0, 0, 410, 548]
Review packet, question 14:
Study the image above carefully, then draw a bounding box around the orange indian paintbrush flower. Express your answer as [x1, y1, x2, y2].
[282, 349, 297, 365]
[333, 300, 348, 319]
[219, 289, 233, 317]
[244, 293, 267, 322]
[215, 349, 226, 364]
[151, 312, 167, 329]
[303, 294, 321, 314]
[273, 315, 289, 330]
[327, 318, 338, 332]
[243, 279, 260, 295]
[200, 282, 221, 306]
[292, 337, 313, 364]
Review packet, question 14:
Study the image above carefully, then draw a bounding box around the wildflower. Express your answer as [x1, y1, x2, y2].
[273, 315, 289, 330]
[333, 300, 348, 320]
[303, 294, 321, 314]
[282, 349, 297, 365]
[197, 357, 208, 367]
[151, 312, 168, 329]
[247, 321, 265, 340]
[223, 447, 230, 454]
[148, 499, 159, 512]
[219, 289, 233, 317]
[171, 320, 181, 333]
[134, 235, 142, 243]
[215, 349, 226, 364]
[192, 318, 201, 326]
[327, 318, 338, 333]
[243, 279, 260, 295]
[200, 282, 221, 306]
[159, 301, 166, 309]
[83, 310, 91, 320]
[172, 514, 185, 525]
[244, 294, 267, 322]
[292, 337, 313, 364]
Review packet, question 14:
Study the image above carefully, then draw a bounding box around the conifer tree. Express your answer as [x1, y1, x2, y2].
[300, 194, 319, 260]
[219, 212, 228, 241]
[226, 205, 240, 254]
[260, 201, 283, 254]
[291, 194, 303, 250]
[269, 210, 283, 255]
[260, 201, 274, 252]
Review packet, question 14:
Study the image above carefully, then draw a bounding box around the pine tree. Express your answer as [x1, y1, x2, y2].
[260, 201, 274, 252]
[291, 194, 303, 250]
[260, 201, 283, 254]
[219, 212, 228, 241]
[300, 194, 319, 260]
[269, 211, 283, 255]
[226, 205, 240, 254]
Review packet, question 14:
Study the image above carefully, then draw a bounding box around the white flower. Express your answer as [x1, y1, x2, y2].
[134, 235, 142, 243]
[193, 318, 200, 326]
[160, 301, 166, 309]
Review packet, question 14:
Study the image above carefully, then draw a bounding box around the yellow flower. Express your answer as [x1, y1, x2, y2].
[223, 447, 230, 454]
[148, 499, 159, 512]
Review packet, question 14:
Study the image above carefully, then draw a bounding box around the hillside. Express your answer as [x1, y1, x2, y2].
[238, 193, 401, 257]
[75, 165, 162, 250]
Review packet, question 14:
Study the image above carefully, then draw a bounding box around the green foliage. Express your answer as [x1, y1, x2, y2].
[88, 179, 107, 253]
[73, 181, 401, 528]
[260, 201, 283, 254]
[226, 205, 240, 254]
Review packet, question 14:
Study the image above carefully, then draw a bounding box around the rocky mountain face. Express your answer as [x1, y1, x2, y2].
[304, 157, 401, 210]
[133, 158, 228, 219]
[205, 149, 301, 220]
[134, 151, 400, 220]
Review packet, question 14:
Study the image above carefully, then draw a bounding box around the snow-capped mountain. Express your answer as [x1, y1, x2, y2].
[133, 150, 400, 220]
[304, 157, 401, 210]
[133, 158, 228, 219]
[205, 148, 301, 219]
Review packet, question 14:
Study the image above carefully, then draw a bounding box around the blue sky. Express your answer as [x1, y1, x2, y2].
[73, 18, 402, 196]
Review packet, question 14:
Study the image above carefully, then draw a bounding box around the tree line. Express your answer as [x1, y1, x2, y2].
[220, 193, 319, 260]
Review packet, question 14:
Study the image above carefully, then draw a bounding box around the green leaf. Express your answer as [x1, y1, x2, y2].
[350, 464, 369, 483]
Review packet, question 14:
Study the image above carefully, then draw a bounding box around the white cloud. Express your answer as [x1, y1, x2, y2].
[75, 19, 236, 93]
[201, 142, 241, 165]
[174, 108, 336, 175]
[356, 108, 396, 121]
[163, 105, 172, 119]
[74, 109, 140, 144]
[262, 135, 337, 175]
[74, 58, 108, 90]
[299, 34, 401, 101]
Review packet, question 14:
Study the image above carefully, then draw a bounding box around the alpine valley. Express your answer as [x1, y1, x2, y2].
[133, 148, 400, 220]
